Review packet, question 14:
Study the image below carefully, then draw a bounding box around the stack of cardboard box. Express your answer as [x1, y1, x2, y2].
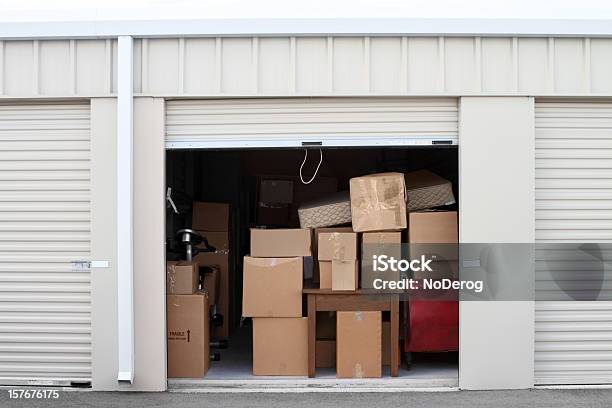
[242, 228, 311, 375]
[192, 202, 231, 339]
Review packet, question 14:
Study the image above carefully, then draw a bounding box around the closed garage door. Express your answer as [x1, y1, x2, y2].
[165, 98, 458, 148]
[0, 102, 91, 385]
[535, 100, 612, 385]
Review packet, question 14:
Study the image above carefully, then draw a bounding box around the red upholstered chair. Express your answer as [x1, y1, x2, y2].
[404, 299, 459, 361]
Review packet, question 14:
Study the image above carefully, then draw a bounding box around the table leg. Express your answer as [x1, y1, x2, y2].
[308, 294, 316, 378]
[390, 297, 399, 377]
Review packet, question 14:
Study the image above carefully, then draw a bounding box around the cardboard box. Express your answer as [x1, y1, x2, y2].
[361, 231, 402, 289]
[242, 256, 303, 317]
[256, 202, 289, 226]
[318, 232, 358, 261]
[350, 172, 407, 232]
[167, 293, 210, 378]
[408, 211, 458, 261]
[316, 340, 336, 368]
[166, 261, 199, 295]
[252, 317, 308, 376]
[192, 202, 230, 232]
[316, 311, 336, 339]
[298, 191, 352, 229]
[404, 170, 456, 211]
[319, 261, 332, 289]
[259, 178, 294, 204]
[201, 265, 219, 305]
[313, 227, 353, 283]
[250, 228, 311, 257]
[332, 260, 359, 291]
[194, 231, 230, 338]
[337, 311, 382, 378]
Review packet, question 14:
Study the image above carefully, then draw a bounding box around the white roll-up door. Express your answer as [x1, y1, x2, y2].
[0, 102, 91, 385]
[165, 98, 458, 148]
[535, 100, 612, 385]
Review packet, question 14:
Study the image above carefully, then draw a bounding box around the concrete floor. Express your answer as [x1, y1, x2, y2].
[169, 324, 459, 391]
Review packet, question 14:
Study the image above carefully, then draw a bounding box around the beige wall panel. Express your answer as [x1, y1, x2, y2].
[590, 39, 612, 93]
[295, 37, 329, 93]
[4, 41, 35, 95]
[554, 38, 585, 93]
[481, 38, 514, 92]
[147, 39, 180, 94]
[333, 37, 367, 92]
[258, 38, 290, 93]
[518, 38, 548, 93]
[221, 38, 253, 93]
[445, 37, 477, 92]
[90, 98, 118, 391]
[76, 40, 108, 95]
[370, 37, 403, 93]
[39, 41, 71, 95]
[407, 37, 440, 92]
[183, 38, 217, 94]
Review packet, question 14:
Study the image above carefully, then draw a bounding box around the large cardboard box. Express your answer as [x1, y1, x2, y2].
[331, 260, 359, 291]
[404, 170, 456, 211]
[350, 172, 407, 232]
[316, 340, 336, 368]
[242, 256, 303, 317]
[166, 261, 199, 295]
[252, 318, 308, 376]
[408, 211, 458, 261]
[250, 228, 311, 257]
[167, 293, 210, 378]
[318, 232, 358, 261]
[361, 231, 402, 289]
[194, 231, 230, 338]
[297, 191, 352, 229]
[259, 177, 294, 204]
[192, 202, 230, 232]
[337, 311, 382, 378]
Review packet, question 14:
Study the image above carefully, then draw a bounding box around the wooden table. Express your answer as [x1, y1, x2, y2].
[303, 288, 400, 378]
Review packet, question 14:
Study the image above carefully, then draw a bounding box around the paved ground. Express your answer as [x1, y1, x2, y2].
[2, 389, 612, 408]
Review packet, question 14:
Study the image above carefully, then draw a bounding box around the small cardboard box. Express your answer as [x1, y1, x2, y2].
[331, 260, 359, 291]
[259, 178, 294, 204]
[337, 311, 382, 378]
[242, 256, 303, 317]
[192, 202, 230, 232]
[167, 292, 210, 378]
[319, 261, 332, 289]
[313, 227, 353, 283]
[297, 191, 352, 229]
[316, 340, 336, 368]
[350, 172, 407, 232]
[201, 265, 219, 305]
[250, 228, 312, 257]
[252, 317, 308, 376]
[404, 170, 456, 211]
[318, 232, 358, 261]
[361, 231, 402, 289]
[166, 261, 199, 295]
[408, 211, 458, 261]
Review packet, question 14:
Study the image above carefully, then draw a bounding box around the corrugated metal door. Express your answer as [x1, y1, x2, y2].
[535, 100, 612, 385]
[165, 98, 458, 148]
[0, 102, 91, 385]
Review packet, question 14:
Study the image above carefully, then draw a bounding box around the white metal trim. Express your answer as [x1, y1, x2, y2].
[116, 36, 134, 384]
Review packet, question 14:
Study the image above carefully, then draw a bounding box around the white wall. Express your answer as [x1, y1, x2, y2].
[458, 97, 535, 389]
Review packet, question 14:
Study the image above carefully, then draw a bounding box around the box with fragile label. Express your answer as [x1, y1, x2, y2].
[167, 292, 210, 378]
[166, 261, 199, 295]
[298, 191, 352, 229]
[250, 228, 311, 257]
[404, 170, 456, 211]
[252, 317, 308, 376]
[350, 173, 407, 232]
[318, 232, 358, 261]
[337, 311, 382, 378]
[242, 256, 303, 317]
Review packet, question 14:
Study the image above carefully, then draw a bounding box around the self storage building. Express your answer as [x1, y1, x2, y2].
[0, 17, 611, 391]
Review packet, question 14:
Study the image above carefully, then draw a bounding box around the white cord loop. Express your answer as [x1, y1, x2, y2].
[299, 148, 323, 185]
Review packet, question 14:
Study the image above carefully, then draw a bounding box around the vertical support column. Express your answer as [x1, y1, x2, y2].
[458, 97, 535, 390]
[117, 35, 134, 384]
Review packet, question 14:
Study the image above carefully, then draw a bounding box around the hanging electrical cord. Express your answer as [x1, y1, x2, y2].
[299, 148, 323, 185]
